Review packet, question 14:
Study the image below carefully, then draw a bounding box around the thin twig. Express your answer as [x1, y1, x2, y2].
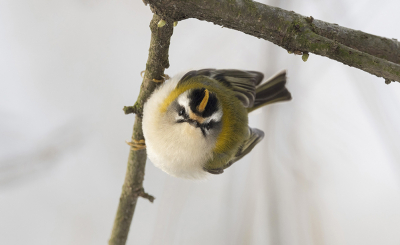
[108, 14, 174, 245]
[123, 106, 137, 115]
[138, 188, 155, 203]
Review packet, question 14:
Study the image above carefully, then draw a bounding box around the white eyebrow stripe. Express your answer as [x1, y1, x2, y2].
[206, 107, 223, 122]
[177, 91, 191, 112]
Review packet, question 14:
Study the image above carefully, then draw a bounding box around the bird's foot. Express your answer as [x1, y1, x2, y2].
[126, 139, 146, 151]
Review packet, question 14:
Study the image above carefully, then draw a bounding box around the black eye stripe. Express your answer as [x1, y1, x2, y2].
[202, 120, 214, 130]
[177, 106, 189, 119]
[200, 127, 206, 137]
[178, 106, 185, 116]
[175, 102, 218, 135]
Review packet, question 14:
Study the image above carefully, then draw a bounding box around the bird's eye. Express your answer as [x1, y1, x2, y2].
[205, 121, 213, 130]
[178, 107, 185, 116]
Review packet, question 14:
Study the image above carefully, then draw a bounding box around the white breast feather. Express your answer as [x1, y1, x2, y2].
[142, 72, 213, 179]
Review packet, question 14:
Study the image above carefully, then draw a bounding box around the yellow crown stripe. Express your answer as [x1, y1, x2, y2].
[159, 83, 199, 113]
[197, 89, 209, 113]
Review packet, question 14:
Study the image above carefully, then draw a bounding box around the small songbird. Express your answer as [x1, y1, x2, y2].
[142, 69, 291, 179]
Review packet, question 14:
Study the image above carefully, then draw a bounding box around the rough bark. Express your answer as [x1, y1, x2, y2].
[108, 14, 174, 245]
[145, 0, 400, 83]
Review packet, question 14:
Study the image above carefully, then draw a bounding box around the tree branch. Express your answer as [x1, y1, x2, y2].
[108, 14, 174, 245]
[311, 19, 400, 64]
[146, 0, 400, 83]
[110, 2, 399, 244]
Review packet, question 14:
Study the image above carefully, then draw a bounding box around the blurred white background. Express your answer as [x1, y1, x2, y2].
[1, 0, 400, 244]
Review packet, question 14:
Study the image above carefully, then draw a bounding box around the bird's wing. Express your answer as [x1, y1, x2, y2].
[203, 127, 265, 174]
[179, 69, 264, 108]
[248, 70, 291, 113]
[225, 127, 264, 168]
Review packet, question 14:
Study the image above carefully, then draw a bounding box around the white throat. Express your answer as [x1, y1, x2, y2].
[142, 72, 215, 179]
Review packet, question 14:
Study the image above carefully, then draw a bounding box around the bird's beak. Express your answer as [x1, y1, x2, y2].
[188, 111, 205, 124]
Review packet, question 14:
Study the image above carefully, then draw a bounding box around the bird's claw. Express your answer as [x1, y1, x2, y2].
[126, 139, 146, 151]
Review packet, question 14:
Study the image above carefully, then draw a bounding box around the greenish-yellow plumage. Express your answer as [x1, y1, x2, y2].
[142, 69, 291, 179]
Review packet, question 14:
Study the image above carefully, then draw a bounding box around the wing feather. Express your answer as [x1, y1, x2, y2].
[179, 69, 264, 108]
[225, 127, 264, 168]
[203, 127, 264, 174]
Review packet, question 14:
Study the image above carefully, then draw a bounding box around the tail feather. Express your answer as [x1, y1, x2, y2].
[247, 70, 292, 113]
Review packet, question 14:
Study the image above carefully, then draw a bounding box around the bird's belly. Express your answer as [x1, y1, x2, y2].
[145, 122, 214, 179]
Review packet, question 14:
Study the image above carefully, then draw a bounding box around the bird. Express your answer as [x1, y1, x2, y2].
[142, 69, 291, 179]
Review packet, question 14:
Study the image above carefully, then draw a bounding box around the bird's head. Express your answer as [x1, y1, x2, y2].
[167, 87, 223, 138]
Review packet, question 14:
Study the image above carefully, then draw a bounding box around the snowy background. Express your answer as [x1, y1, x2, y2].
[1, 0, 400, 244]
